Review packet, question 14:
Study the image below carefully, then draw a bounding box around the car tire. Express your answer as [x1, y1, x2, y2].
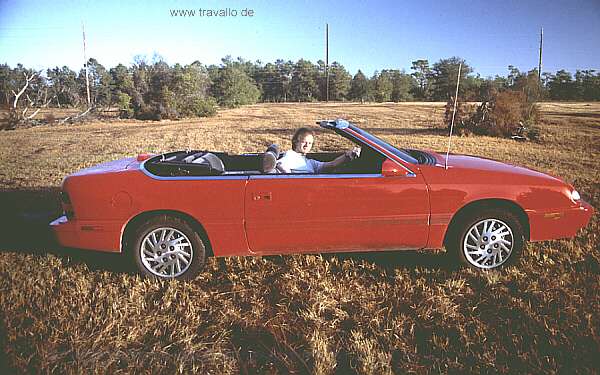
[131, 215, 206, 280]
[449, 209, 524, 270]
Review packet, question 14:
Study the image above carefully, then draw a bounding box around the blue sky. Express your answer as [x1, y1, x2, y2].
[1, 0, 599, 78]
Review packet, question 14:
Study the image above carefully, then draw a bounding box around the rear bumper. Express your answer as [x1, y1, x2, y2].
[50, 215, 122, 252]
[528, 200, 594, 242]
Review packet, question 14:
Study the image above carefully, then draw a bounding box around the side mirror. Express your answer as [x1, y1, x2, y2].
[382, 159, 416, 177]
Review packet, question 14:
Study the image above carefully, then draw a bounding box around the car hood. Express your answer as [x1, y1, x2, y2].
[428, 151, 564, 183]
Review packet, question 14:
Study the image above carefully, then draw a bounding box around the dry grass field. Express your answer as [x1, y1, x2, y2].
[0, 102, 598, 374]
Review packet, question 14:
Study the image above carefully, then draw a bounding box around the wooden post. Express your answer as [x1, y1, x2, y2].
[82, 22, 91, 108]
[538, 27, 543, 85]
[325, 23, 329, 102]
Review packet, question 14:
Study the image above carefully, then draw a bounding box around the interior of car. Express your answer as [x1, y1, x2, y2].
[143, 146, 386, 177]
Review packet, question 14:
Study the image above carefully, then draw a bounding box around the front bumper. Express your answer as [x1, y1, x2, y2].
[528, 200, 594, 242]
[50, 215, 122, 252]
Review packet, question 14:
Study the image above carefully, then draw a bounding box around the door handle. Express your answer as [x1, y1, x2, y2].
[253, 192, 272, 201]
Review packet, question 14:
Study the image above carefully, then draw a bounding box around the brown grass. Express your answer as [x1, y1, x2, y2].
[0, 102, 598, 374]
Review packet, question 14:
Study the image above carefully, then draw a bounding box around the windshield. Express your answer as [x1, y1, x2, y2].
[348, 125, 419, 164]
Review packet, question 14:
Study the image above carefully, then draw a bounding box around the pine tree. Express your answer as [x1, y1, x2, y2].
[349, 70, 369, 102]
[373, 71, 393, 102]
[410, 60, 431, 100]
[430, 57, 473, 101]
[290, 59, 318, 102]
[390, 70, 415, 102]
[327, 62, 351, 101]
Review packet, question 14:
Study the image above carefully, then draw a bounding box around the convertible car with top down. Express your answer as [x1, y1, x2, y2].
[50, 119, 594, 279]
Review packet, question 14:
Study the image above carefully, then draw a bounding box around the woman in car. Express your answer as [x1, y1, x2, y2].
[263, 127, 359, 173]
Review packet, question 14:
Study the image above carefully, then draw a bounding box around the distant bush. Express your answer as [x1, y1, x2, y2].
[44, 113, 56, 125]
[2, 110, 21, 130]
[116, 93, 133, 119]
[212, 65, 260, 108]
[131, 95, 217, 120]
[135, 104, 163, 121]
[138, 102, 177, 121]
[446, 90, 541, 140]
[180, 97, 218, 117]
[485, 91, 529, 137]
[443, 96, 475, 135]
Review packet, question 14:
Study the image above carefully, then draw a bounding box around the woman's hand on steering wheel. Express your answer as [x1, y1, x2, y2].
[346, 147, 361, 160]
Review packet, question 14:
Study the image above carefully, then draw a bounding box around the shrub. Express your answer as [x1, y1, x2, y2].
[131, 91, 217, 120]
[485, 91, 529, 137]
[2, 109, 22, 130]
[446, 90, 541, 140]
[44, 113, 56, 125]
[132, 89, 177, 121]
[116, 93, 133, 119]
[178, 96, 218, 117]
[135, 104, 161, 121]
[444, 96, 475, 135]
[213, 66, 261, 108]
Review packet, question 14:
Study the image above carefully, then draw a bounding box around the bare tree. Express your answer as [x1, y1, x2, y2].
[22, 88, 54, 120]
[4, 71, 56, 129]
[11, 71, 37, 110]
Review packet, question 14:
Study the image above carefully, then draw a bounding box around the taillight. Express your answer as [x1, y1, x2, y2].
[137, 153, 152, 162]
[60, 191, 74, 219]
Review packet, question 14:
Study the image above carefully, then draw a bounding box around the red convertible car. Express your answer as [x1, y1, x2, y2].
[50, 119, 594, 279]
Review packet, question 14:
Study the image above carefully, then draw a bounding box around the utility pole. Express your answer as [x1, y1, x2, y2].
[538, 27, 543, 85]
[82, 21, 91, 108]
[325, 23, 329, 102]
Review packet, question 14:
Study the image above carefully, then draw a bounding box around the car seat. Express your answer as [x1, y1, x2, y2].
[191, 152, 225, 174]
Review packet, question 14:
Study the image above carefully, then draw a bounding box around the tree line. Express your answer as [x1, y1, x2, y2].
[1, 55, 599, 121]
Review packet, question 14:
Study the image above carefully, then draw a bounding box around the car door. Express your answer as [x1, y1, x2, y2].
[243, 159, 430, 254]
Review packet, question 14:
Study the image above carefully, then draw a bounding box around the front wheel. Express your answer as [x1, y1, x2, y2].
[449, 209, 525, 270]
[131, 216, 206, 280]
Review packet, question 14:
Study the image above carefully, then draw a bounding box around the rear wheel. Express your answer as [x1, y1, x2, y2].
[132, 216, 206, 280]
[449, 209, 524, 270]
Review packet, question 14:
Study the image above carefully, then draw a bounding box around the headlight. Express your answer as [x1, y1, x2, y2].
[571, 190, 581, 201]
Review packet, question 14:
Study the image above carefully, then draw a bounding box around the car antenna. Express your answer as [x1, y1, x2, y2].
[445, 63, 462, 170]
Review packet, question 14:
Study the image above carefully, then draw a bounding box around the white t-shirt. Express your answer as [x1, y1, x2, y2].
[277, 150, 325, 174]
